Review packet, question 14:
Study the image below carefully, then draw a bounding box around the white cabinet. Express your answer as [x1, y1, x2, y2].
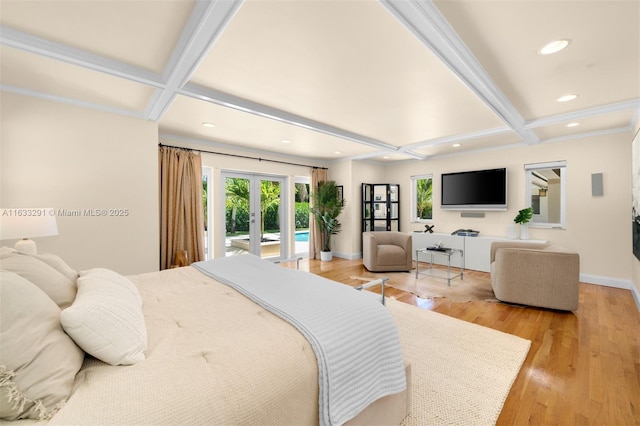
[463, 236, 513, 272]
[411, 232, 546, 272]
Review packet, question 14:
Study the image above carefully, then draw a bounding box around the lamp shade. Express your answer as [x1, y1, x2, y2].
[0, 209, 58, 254]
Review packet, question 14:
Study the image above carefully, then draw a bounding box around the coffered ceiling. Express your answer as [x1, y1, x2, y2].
[1, 0, 639, 163]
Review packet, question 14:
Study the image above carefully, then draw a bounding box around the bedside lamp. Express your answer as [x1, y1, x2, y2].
[0, 209, 58, 254]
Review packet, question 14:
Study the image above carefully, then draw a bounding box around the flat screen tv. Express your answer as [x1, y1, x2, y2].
[441, 168, 507, 211]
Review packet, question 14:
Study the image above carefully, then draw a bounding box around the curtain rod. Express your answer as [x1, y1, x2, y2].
[159, 143, 328, 170]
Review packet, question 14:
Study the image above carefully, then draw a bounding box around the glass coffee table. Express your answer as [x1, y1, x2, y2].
[415, 247, 464, 286]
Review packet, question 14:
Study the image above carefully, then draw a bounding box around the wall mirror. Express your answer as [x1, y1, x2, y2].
[524, 161, 566, 229]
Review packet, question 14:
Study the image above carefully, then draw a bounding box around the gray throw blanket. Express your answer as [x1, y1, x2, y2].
[193, 255, 406, 426]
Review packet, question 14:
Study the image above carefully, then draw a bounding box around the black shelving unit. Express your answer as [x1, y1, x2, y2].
[362, 183, 400, 232]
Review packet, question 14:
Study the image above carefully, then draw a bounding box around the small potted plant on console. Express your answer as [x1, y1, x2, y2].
[514, 207, 533, 240]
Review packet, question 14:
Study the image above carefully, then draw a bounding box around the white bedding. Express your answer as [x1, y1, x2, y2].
[2, 258, 409, 426]
[49, 266, 322, 425]
[193, 255, 406, 426]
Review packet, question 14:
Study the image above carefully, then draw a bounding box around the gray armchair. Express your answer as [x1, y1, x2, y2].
[490, 241, 579, 311]
[363, 232, 412, 272]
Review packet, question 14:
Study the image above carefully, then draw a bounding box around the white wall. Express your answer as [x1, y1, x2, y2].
[381, 132, 633, 285]
[326, 160, 352, 258]
[328, 159, 385, 258]
[0, 93, 159, 274]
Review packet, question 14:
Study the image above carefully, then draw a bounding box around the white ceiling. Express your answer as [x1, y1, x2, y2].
[1, 0, 639, 164]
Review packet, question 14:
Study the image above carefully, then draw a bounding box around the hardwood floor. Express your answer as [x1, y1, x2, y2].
[283, 257, 640, 425]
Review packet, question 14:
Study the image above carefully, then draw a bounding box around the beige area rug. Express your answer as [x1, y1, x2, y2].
[353, 271, 499, 303]
[387, 298, 531, 425]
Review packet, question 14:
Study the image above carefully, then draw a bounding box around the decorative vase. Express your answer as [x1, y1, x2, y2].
[506, 224, 518, 239]
[520, 223, 530, 240]
[320, 251, 333, 261]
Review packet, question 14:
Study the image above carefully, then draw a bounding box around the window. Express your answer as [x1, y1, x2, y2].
[412, 175, 433, 221]
[524, 161, 566, 228]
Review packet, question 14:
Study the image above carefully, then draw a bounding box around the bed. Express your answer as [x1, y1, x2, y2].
[0, 248, 411, 425]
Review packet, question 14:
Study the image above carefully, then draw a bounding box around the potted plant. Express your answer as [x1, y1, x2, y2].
[310, 181, 345, 261]
[514, 207, 533, 240]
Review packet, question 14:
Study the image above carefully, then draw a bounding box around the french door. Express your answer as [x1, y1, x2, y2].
[222, 172, 286, 259]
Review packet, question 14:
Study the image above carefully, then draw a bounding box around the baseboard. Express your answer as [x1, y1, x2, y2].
[332, 252, 361, 260]
[632, 285, 640, 312]
[579, 273, 631, 290]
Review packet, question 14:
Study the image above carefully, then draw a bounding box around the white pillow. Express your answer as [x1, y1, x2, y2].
[0, 252, 76, 309]
[0, 247, 16, 258]
[32, 252, 79, 283]
[0, 270, 84, 420]
[60, 268, 147, 366]
[0, 248, 78, 283]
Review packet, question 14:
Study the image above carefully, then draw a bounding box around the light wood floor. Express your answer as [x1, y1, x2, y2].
[284, 257, 640, 425]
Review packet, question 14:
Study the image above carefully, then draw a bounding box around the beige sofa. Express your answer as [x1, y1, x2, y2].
[490, 241, 580, 311]
[363, 232, 412, 272]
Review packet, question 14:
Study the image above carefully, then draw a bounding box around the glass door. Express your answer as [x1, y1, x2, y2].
[223, 172, 286, 259]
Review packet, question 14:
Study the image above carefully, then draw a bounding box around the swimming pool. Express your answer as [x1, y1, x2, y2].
[295, 231, 309, 242]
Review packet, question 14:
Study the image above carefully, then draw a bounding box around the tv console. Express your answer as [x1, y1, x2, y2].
[411, 232, 546, 273]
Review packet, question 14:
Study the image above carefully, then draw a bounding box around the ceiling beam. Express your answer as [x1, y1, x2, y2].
[399, 126, 515, 151]
[524, 98, 640, 129]
[540, 126, 632, 145]
[345, 150, 427, 162]
[0, 83, 145, 119]
[180, 82, 401, 152]
[144, 0, 244, 121]
[379, 0, 540, 145]
[0, 25, 163, 88]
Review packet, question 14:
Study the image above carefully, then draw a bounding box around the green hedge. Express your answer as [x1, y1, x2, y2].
[295, 202, 309, 229]
[225, 202, 309, 234]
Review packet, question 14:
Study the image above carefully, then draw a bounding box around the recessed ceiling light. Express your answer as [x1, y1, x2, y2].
[202, 122, 215, 128]
[538, 39, 570, 55]
[281, 139, 291, 144]
[452, 143, 461, 148]
[383, 156, 390, 159]
[334, 151, 341, 155]
[566, 122, 580, 128]
[557, 94, 578, 102]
